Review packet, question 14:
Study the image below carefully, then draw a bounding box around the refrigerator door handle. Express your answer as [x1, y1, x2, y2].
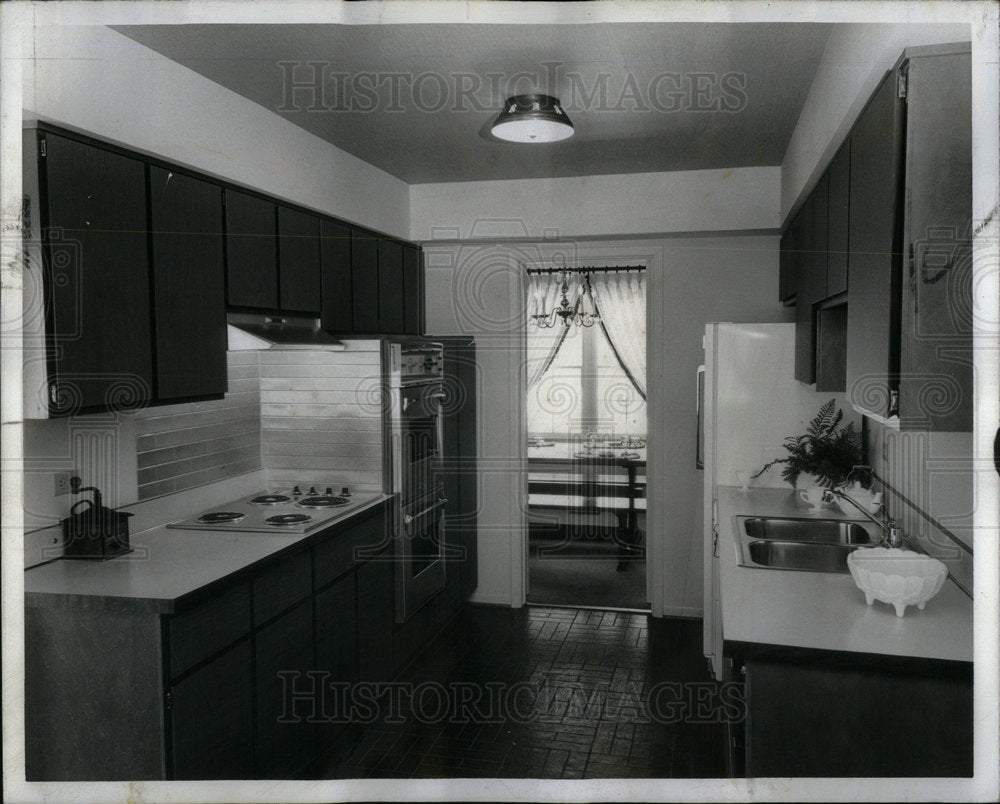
[696, 365, 706, 470]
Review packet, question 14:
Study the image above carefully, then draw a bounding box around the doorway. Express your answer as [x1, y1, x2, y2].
[524, 266, 648, 610]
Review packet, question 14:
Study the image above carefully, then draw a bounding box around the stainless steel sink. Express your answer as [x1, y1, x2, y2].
[742, 517, 876, 546]
[745, 540, 858, 573]
[734, 516, 878, 573]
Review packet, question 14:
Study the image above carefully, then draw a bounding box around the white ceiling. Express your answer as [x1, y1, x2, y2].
[113, 22, 832, 184]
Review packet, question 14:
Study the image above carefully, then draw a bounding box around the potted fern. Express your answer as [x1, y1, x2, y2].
[753, 399, 862, 489]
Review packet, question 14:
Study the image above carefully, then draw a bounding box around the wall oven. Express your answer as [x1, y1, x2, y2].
[384, 340, 447, 622]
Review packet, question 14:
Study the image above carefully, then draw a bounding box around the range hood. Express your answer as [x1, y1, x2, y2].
[227, 313, 346, 351]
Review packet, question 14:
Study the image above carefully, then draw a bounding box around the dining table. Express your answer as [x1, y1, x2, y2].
[527, 438, 647, 567]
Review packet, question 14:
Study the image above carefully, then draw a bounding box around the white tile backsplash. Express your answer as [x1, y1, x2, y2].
[135, 351, 262, 500]
[259, 340, 384, 494]
[866, 422, 974, 594]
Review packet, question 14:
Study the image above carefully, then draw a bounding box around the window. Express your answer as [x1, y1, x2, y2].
[526, 270, 646, 439]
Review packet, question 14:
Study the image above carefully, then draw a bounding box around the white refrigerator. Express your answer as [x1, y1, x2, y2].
[699, 323, 853, 679]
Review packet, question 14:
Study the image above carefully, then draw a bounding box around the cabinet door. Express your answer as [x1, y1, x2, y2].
[792, 193, 815, 384]
[795, 175, 829, 385]
[170, 641, 254, 779]
[356, 548, 394, 680]
[402, 244, 425, 334]
[438, 338, 479, 608]
[255, 599, 316, 778]
[41, 132, 153, 413]
[314, 572, 358, 757]
[845, 71, 904, 420]
[225, 189, 278, 309]
[454, 340, 479, 600]
[278, 206, 321, 314]
[898, 51, 973, 432]
[351, 229, 380, 333]
[377, 238, 405, 334]
[815, 302, 848, 392]
[320, 219, 353, 332]
[744, 658, 972, 777]
[778, 228, 795, 305]
[149, 167, 227, 401]
[826, 138, 851, 297]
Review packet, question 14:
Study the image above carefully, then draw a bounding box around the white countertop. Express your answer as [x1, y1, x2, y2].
[717, 485, 973, 664]
[25, 493, 390, 614]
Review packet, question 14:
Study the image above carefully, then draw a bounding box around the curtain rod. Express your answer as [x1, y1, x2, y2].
[525, 265, 646, 276]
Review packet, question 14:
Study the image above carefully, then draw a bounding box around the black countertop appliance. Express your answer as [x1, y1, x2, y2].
[61, 476, 133, 560]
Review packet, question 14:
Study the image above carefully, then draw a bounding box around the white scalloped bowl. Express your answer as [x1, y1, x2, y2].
[847, 547, 948, 617]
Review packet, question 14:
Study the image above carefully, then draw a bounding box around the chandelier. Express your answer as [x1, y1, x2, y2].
[530, 271, 600, 328]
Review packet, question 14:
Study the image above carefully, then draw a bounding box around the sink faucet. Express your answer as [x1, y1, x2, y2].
[822, 489, 904, 548]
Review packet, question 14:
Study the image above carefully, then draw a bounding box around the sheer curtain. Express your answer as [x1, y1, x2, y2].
[590, 272, 647, 400]
[526, 273, 574, 388]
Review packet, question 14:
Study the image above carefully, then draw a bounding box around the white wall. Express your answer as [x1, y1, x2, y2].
[780, 22, 971, 223]
[424, 234, 792, 613]
[410, 166, 780, 242]
[23, 25, 410, 238]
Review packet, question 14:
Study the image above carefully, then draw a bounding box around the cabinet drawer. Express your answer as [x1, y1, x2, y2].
[169, 582, 251, 678]
[314, 507, 389, 589]
[253, 549, 312, 625]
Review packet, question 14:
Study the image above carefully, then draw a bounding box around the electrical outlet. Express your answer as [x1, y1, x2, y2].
[54, 472, 71, 497]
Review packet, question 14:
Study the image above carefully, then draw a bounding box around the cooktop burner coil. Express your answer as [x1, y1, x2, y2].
[265, 513, 313, 526]
[297, 495, 349, 509]
[197, 511, 246, 524]
[250, 494, 292, 506]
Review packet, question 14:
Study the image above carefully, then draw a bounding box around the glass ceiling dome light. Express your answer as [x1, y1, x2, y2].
[491, 94, 574, 143]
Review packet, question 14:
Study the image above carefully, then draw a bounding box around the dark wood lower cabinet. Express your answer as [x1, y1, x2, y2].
[170, 642, 254, 780]
[255, 599, 316, 778]
[24, 499, 476, 780]
[742, 654, 972, 777]
[314, 571, 359, 760]
[356, 547, 395, 681]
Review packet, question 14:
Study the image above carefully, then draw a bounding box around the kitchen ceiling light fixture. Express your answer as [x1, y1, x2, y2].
[491, 94, 574, 143]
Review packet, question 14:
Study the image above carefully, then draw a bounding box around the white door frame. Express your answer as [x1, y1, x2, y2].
[515, 242, 664, 615]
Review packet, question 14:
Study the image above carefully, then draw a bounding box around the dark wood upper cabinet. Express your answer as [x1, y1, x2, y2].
[826, 138, 851, 298]
[377, 238, 405, 334]
[224, 189, 278, 309]
[351, 229, 380, 333]
[41, 132, 153, 413]
[778, 228, 795, 305]
[277, 206, 321, 314]
[845, 70, 904, 422]
[792, 194, 815, 384]
[897, 50, 972, 432]
[149, 167, 227, 401]
[402, 244, 425, 335]
[816, 302, 848, 392]
[794, 174, 829, 385]
[320, 219, 352, 332]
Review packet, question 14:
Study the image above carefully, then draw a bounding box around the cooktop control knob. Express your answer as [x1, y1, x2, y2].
[309, 486, 317, 495]
[292, 485, 301, 496]
[341, 487, 351, 497]
[325, 487, 333, 496]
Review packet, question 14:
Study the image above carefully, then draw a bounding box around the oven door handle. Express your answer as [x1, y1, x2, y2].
[403, 496, 448, 525]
